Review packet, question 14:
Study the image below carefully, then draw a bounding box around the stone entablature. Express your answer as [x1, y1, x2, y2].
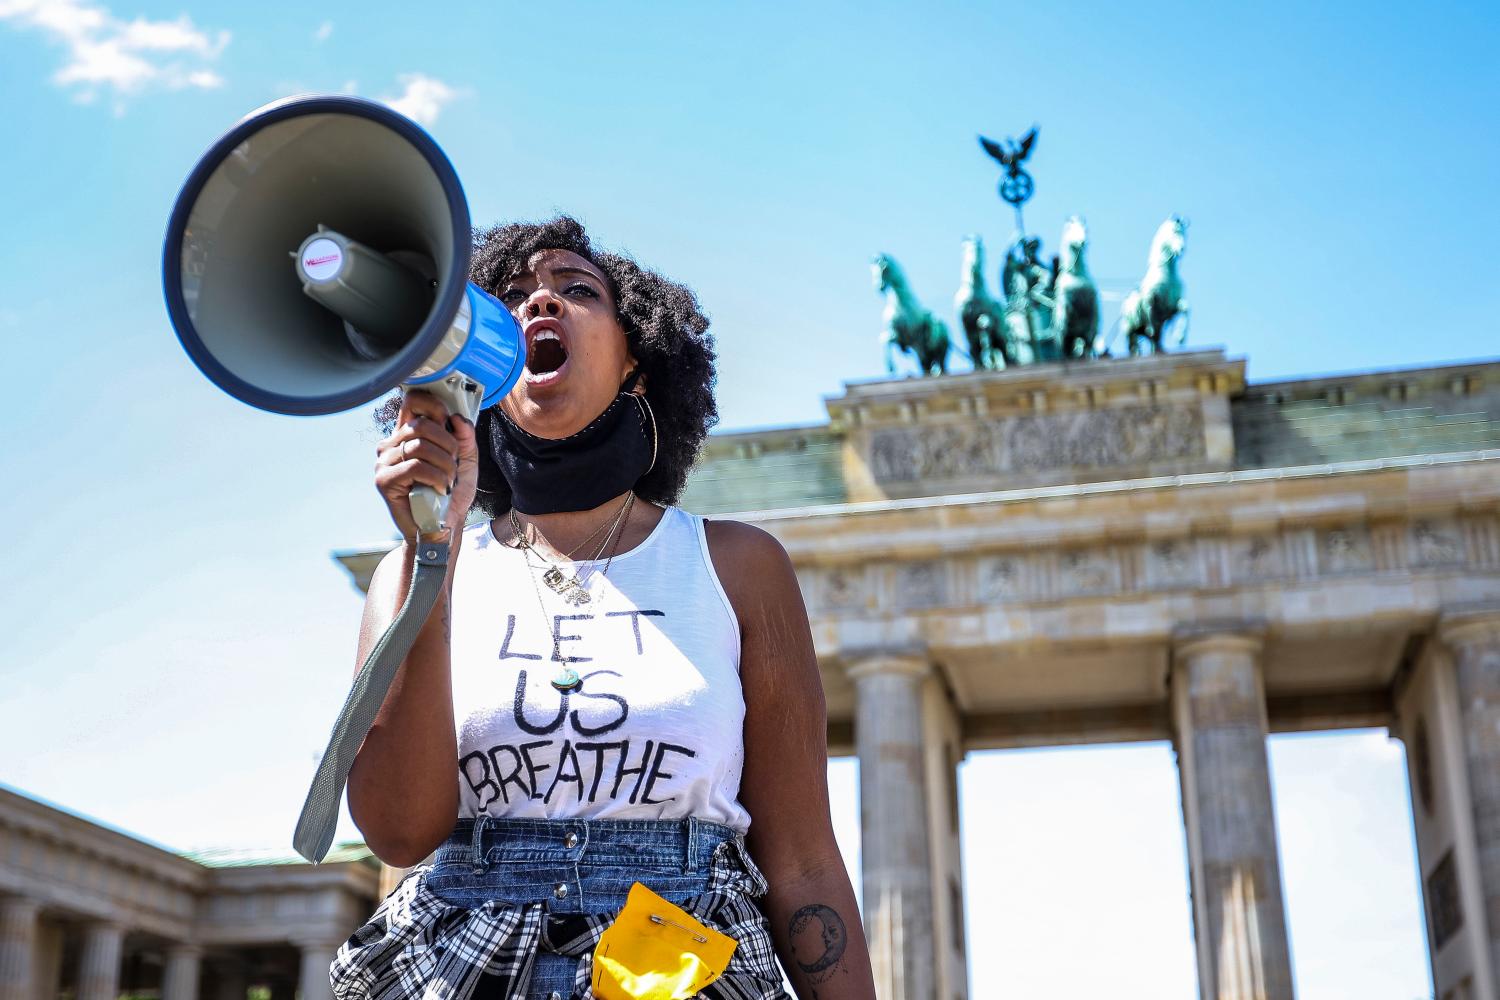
[785, 457, 1500, 618]
[0, 786, 205, 941]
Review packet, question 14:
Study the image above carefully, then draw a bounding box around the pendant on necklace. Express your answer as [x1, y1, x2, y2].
[551, 667, 583, 693]
[542, 566, 570, 592]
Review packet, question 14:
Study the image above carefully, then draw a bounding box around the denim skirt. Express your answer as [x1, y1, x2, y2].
[332, 815, 789, 1000]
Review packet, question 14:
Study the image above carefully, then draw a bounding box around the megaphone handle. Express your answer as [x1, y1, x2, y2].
[401, 373, 486, 536]
[293, 535, 450, 863]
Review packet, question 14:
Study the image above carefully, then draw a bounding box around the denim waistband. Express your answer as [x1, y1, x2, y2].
[432, 815, 742, 874]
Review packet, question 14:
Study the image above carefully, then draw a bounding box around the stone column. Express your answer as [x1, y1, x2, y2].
[851, 652, 935, 1000]
[1440, 609, 1500, 986]
[76, 921, 124, 1000]
[163, 944, 203, 1000]
[1172, 629, 1295, 1000]
[0, 896, 41, 1000]
[298, 938, 342, 1000]
[34, 918, 64, 1000]
[921, 676, 967, 1000]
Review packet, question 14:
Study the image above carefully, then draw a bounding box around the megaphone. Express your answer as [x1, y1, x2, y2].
[162, 94, 523, 535]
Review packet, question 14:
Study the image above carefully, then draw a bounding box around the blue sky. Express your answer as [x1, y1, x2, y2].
[3, 1, 1496, 997]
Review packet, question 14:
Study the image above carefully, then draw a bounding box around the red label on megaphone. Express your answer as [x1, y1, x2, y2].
[301, 237, 343, 281]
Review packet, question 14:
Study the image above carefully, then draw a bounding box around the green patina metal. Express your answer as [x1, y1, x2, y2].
[955, 235, 1010, 370]
[1116, 215, 1190, 357]
[875, 125, 1192, 372]
[872, 252, 950, 376]
[1053, 216, 1100, 359]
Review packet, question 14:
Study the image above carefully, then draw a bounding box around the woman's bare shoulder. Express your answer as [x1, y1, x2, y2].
[700, 517, 799, 619]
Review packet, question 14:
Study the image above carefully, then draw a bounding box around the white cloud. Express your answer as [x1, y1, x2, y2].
[379, 72, 462, 126]
[0, 0, 229, 103]
[312, 19, 332, 42]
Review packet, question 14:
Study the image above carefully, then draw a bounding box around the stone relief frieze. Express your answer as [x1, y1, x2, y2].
[822, 566, 867, 610]
[1145, 539, 1200, 589]
[803, 515, 1498, 614]
[1231, 534, 1285, 581]
[1057, 548, 1119, 595]
[1320, 526, 1376, 574]
[866, 403, 1206, 485]
[895, 561, 948, 609]
[977, 555, 1027, 601]
[1411, 518, 1465, 568]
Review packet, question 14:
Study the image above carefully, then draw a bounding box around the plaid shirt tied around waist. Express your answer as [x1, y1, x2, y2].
[330, 821, 788, 1000]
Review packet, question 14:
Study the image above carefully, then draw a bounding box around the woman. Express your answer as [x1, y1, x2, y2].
[333, 217, 875, 1000]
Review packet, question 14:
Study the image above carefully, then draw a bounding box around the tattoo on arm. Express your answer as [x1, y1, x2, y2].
[788, 903, 848, 985]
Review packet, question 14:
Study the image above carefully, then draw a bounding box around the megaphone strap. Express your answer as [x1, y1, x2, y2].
[292, 538, 452, 863]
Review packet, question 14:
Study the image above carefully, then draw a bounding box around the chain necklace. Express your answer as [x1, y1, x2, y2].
[517, 492, 636, 693]
[509, 491, 633, 606]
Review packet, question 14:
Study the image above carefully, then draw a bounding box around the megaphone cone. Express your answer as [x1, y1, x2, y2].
[163, 94, 522, 421]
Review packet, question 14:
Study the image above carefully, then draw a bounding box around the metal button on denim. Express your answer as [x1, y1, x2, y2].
[564, 831, 579, 848]
[553, 882, 568, 899]
[548, 992, 563, 1000]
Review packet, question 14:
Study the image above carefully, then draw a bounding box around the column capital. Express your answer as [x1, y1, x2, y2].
[1438, 606, 1500, 649]
[0, 896, 41, 919]
[81, 920, 125, 935]
[166, 943, 205, 958]
[844, 650, 931, 682]
[1172, 622, 1265, 660]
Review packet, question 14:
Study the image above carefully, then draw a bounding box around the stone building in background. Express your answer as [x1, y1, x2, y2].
[0, 783, 376, 1000]
[4, 348, 1500, 1000]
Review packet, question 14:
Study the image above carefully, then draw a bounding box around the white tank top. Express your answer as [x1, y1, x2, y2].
[448, 505, 751, 833]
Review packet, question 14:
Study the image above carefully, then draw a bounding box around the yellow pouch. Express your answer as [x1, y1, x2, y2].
[590, 882, 737, 1000]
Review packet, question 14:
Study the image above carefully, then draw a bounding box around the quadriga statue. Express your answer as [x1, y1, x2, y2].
[1052, 215, 1099, 359]
[1119, 215, 1189, 355]
[872, 253, 951, 376]
[954, 235, 1011, 370]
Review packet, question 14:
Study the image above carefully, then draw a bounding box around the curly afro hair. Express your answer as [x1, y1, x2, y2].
[461, 215, 718, 517]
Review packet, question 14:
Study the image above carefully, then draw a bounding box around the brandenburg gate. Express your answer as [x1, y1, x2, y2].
[667, 348, 1500, 1000]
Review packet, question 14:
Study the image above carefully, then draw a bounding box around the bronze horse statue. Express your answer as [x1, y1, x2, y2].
[955, 235, 1010, 369]
[1120, 215, 1189, 355]
[873, 253, 950, 375]
[1052, 216, 1099, 359]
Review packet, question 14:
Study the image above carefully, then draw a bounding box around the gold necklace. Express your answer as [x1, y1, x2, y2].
[509, 492, 633, 606]
[519, 493, 636, 692]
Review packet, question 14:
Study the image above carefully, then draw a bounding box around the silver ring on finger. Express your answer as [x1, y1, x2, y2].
[401, 439, 412, 462]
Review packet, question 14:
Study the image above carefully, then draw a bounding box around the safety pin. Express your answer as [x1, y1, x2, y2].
[649, 913, 708, 943]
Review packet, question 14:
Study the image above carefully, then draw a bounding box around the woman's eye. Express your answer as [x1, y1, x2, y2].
[498, 289, 524, 303]
[565, 283, 599, 298]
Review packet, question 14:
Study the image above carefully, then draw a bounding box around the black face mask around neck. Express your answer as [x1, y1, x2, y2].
[479, 371, 657, 515]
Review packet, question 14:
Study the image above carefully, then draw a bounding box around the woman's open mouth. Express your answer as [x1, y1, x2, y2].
[523, 321, 570, 387]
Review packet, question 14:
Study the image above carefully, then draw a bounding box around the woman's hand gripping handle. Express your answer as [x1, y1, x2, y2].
[376, 383, 481, 542]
